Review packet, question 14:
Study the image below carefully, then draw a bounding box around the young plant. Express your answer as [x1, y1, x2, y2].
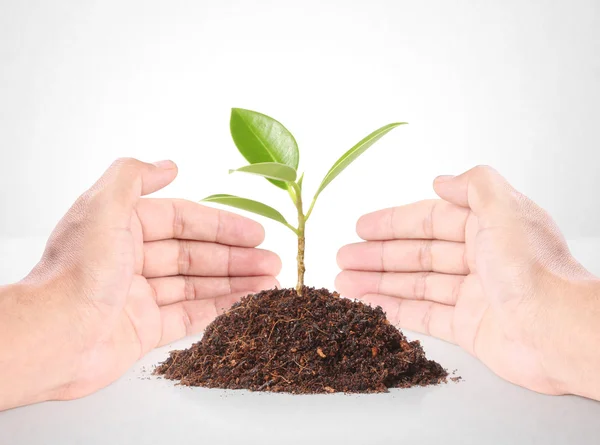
[203, 108, 406, 296]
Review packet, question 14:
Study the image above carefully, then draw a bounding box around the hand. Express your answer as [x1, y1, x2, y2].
[336, 165, 600, 398]
[0, 158, 280, 410]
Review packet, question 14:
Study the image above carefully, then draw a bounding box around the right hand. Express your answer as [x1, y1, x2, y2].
[336, 166, 599, 397]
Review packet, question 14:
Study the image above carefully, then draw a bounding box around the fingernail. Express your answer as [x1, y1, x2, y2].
[435, 175, 455, 183]
[153, 160, 176, 169]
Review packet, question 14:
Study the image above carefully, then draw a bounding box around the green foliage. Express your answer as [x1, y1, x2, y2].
[297, 172, 305, 192]
[313, 122, 407, 200]
[230, 108, 299, 189]
[203, 108, 405, 293]
[202, 194, 296, 233]
[229, 162, 297, 182]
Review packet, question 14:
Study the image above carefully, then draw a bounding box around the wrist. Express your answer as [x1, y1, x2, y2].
[0, 281, 78, 410]
[541, 278, 600, 399]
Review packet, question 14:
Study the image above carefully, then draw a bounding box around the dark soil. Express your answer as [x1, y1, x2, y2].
[155, 287, 448, 393]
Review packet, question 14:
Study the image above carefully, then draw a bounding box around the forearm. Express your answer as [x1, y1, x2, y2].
[544, 279, 600, 400]
[0, 282, 75, 411]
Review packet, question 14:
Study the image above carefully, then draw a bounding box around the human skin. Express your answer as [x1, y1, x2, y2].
[336, 165, 600, 401]
[0, 158, 281, 411]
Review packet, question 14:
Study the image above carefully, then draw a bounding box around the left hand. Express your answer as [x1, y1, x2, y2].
[0, 158, 280, 410]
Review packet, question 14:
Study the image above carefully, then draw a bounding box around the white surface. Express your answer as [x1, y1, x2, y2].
[1, 0, 600, 242]
[1, 236, 600, 444]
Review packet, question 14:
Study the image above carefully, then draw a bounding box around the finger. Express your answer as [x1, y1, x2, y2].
[433, 165, 516, 228]
[356, 200, 469, 242]
[148, 275, 279, 306]
[359, 294, 456, 344]
[136, 198, 265, 247]
[336, 270, 465, 306]
[337, 240, 468, 274]
[143, 240, 282, 278]
[88, 158, 179, 229]
[158, 292, 245, 346]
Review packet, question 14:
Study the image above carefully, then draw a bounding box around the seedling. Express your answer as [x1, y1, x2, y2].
[203, 108, 406, 296]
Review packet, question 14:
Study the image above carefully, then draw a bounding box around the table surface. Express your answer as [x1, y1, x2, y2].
[1, 236, 600, 445]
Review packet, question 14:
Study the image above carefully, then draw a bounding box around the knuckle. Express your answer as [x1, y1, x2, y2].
[462, 248, 470, 274]
[172, 200, 186, 238]
[226, 245, 233, 277]
[470, 165, 499, 185]
[183, 276, 196, 301]
[418, 240, 432, 270]
[422, 201, 436, 238]
[451, 276, 465, 305]
[112, 157, 140, 170]
[109, 158, 144, 182]
[381, 241, 388, 272]
[470, 165, 493, 187]
[472, 164, 495, 176]
[413, 272, 427, 300]
[181, 306, 193, 336]
[421, 302, 434, 336]
[376, 271, 384, 295]
[214, 209, 223, 243]
[418, 272, 431, 300]
[177, 241, 192, 275]
[469, 165, 508, 208]
[389, 206, 398, 238]
[393, 298, 404, 326]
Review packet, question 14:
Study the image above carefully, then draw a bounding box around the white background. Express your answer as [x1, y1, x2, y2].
[1, 0, 599, 287]
[2, 4, 600, 442]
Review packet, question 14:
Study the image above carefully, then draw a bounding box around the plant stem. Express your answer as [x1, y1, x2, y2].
[304, 196, 317, 221]
[295, 187, 306, 296]
[296, 229, 305, 296]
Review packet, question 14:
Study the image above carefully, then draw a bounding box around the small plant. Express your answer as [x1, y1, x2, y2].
[203, 108, 406, 296]
[154, 114, 449, 395]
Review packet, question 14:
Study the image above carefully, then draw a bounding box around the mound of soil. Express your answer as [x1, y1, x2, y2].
[155, 287, 447, 393]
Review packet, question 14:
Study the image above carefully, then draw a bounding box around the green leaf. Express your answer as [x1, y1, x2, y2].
[202, 194, 296, 232]
[230, 108, 300, 190]
[229, 162, 297, 182]
[314, 122, 407, 199]
[297, 172, 305, 191]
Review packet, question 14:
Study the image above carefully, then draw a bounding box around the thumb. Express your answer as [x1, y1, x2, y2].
[91, 158, 178, 228]
[433, 165, 516, 228]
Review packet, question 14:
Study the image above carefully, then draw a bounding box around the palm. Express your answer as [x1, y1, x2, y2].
[453, 225, 554, 393]
[92, 210, 162, 383]
[455, 201, 578, 393]
[48, 195, 279, 400]
[336, 196, 570, 395]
